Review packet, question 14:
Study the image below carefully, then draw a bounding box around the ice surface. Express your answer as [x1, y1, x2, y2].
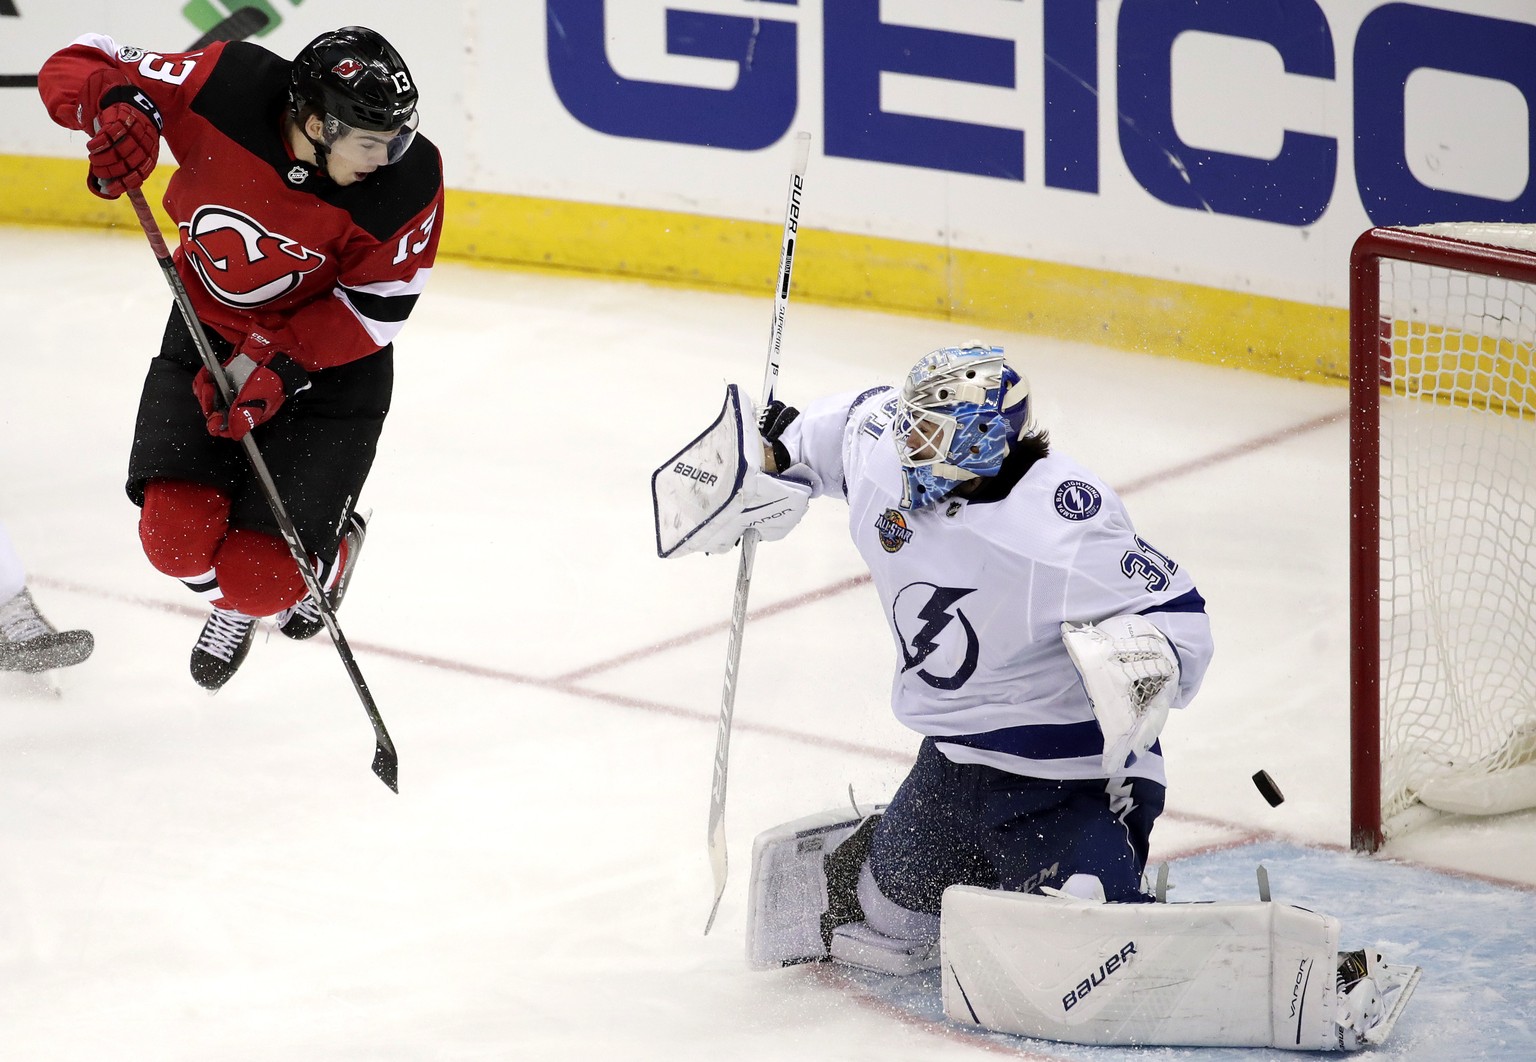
[2, 228, 1532, 1060]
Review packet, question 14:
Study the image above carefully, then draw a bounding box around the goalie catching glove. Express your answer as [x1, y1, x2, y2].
[1062, 613, 1179, 774]
[651, 384, 812, 558]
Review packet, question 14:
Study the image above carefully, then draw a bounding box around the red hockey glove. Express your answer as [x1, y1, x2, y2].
[193, 331, 312, 441]
[77, 68, 162, 200]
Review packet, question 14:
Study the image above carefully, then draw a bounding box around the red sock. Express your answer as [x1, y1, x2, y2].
[139, 480, 231, 579]
[213, 528, 311, 617]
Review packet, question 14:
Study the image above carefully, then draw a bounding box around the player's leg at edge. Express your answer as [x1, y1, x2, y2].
[747, 807, 1420, 1053]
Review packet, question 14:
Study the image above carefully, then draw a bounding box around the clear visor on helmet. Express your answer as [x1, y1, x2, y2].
[894, 397, 959, 467]
[322, 109, 419, 167]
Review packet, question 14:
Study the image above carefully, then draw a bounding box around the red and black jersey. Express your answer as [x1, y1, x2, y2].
[40, 34, 444, 371]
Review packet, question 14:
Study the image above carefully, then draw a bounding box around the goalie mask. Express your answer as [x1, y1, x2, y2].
[894, 345, 1035, 509]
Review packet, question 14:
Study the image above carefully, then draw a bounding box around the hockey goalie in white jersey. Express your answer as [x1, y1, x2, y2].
[654, 344, 1418, 1051]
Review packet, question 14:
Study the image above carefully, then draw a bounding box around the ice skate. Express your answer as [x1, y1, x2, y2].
[276, 510, 369, 641]
[1334, 948, 1421, 1050]
[0, 587, 94, 673]
[190, 606, 258, 691]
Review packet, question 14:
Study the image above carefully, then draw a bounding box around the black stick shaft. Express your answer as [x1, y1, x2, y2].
[125, 189, 399, 791]
[2, 6, 272, 92]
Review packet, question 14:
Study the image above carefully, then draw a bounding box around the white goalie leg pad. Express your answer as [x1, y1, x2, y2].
[830, 922, 940, 975]
[746, 807, 871, 969]
[940, 886, 1385, 1051]
[828, 864, 941, 975]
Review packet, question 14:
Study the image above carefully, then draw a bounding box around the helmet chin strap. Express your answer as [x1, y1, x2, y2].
[289, 111, 333, 176]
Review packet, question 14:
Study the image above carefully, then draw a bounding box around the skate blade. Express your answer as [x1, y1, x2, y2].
[1364, 962, 1422, 1045]
[0, 670, 63, 699]
[0, 630, 94, 673]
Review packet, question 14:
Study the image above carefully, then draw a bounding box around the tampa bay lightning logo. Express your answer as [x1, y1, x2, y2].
[1054, 480, 1102, 521]
[892, 583, 980, 691]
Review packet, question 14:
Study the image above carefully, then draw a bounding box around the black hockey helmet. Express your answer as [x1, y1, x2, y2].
[290, 26, 418, 132]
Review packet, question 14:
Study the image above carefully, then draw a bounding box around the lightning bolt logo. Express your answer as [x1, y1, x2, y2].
[1105, 775, 1136, 823]
[893, 583, 980, 691]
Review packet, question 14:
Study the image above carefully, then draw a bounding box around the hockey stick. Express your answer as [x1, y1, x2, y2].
[123, 188, 400, 793]
[1, 6, 272, 89]
[704, 131, 811, 934]
[188, 5, 273, 50]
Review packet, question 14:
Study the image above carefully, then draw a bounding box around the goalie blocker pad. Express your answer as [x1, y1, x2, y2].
[940, 886, 1407, 1052]
[651, 386, 750, 558]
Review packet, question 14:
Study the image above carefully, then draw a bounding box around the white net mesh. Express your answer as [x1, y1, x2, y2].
[1376, 224, 1536, 832]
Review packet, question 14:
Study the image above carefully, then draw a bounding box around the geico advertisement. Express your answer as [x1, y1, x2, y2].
[2, 0, 1531, 307]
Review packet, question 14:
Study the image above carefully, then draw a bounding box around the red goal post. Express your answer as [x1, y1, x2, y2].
[1349, 223, 1536, 853]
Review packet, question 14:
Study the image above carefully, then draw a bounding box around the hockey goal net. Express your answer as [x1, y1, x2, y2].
[1350, 223, 1536, 852]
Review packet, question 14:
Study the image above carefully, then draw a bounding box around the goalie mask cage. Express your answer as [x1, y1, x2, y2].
[1350, 223, 1536, 853]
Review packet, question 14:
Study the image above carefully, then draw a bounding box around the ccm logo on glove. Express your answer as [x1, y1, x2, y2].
[76, 68, 163, 200]
[192, 330, 312, 441]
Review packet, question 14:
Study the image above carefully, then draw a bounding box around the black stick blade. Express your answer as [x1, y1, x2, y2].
[373, 743, 399, 793]
[190, 6, 273, 49]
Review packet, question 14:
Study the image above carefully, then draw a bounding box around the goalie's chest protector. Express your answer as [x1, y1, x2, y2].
[835, 424, 1124, 756]
[836, 402, 1167, 781]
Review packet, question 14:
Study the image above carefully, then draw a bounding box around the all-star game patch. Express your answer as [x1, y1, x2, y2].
[874, 509, 913, 553]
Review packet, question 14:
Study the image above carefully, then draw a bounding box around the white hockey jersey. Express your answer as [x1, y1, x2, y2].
[779, 386, 1214, 784]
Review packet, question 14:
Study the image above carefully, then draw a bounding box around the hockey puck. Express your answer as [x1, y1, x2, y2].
[1252, 770, 1285, 807]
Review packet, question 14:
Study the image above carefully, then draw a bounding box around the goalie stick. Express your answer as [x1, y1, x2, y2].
[123, 188, 400, 793]
[0, 6, 272, 89]
[705, 131, 812, 934]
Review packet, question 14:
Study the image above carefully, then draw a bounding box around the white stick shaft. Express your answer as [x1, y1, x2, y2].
[760, 131, 811, 407]
[705, 132, 811, 934]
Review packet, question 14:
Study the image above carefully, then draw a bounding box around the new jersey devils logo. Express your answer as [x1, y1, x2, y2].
[181, 206, 326, 308]
[331, 59, 365, 79]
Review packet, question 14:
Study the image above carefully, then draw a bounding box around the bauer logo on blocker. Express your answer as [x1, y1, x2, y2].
[1054, 480, 1101, 521]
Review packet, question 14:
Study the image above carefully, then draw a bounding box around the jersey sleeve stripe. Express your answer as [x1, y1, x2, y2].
[935, 719, 1160, 761]
[340, 285, 420, 325]
[333, 269, 432, 342]
[333, 291, 406, 346]
[71, 33, 119, 58]
[1138, 587, 1208, 616]
[343, 271, 432, 299]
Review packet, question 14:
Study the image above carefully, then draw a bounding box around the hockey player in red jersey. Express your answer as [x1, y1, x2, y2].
[39, 26, 444, 690]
